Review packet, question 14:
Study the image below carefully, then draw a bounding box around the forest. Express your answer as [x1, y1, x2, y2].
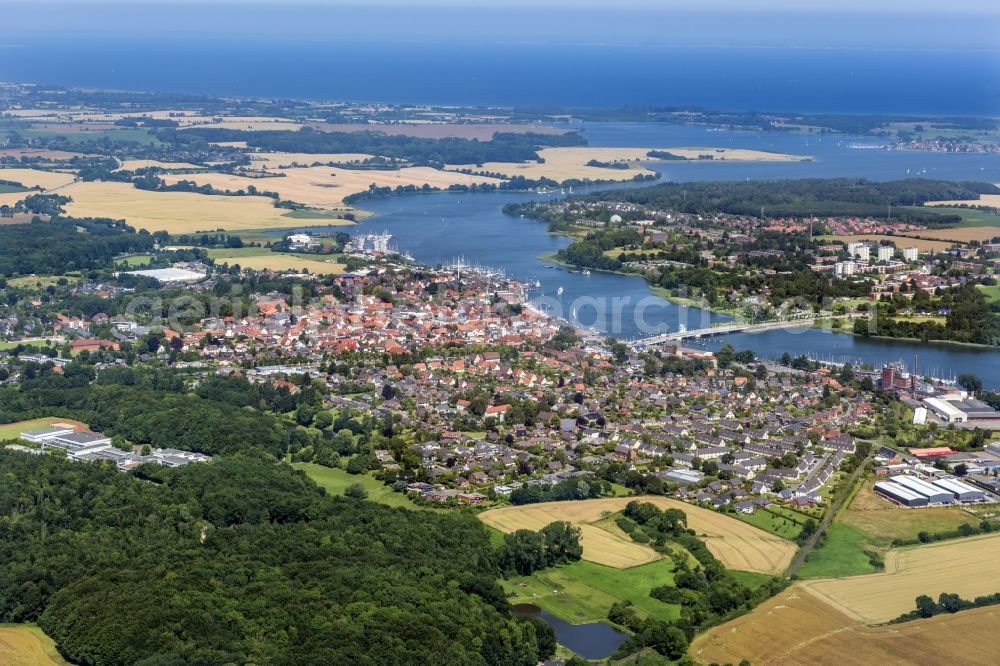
[571, 178, 999, 225]
[0, 217, 155, 277]
[165, 128, 586, 166]
[0, 450, 562, 666]
[856, 284, 1000, 346]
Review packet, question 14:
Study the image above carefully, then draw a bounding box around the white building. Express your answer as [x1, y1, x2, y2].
[847, 242, 871, 261]
[902, 246, 920, 262]
[287, 233, 320, 250]
[835, 260, 857, 276]
[877, 245, 895, 262]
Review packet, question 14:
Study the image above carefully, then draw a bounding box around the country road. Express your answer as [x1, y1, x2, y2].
[787, 447, 874, 578]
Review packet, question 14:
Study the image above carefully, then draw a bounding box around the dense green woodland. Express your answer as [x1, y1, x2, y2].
[0, 218, 155, 277]
[0, 451, 559, 666]
[573, 178, 999, 225]
[167, 128, 585, 166]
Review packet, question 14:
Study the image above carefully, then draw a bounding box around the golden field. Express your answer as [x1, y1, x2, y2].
[248, 152, 377, 169]
[117, 159, 205, 171]
[825, 234, 955, 253]
[59, 181, 304, 234]
[0, 168, 76, 190]
[901, 227, 1000, 243]
[927, 193, 1000, 209]
[160, 165, 504, 209]
[0, 625, 72, 666]
[691, 583, 1000, 666]
[211, 252, 346, 275]
[448, 146, 809, 183]
[479, 496, 795, 573]
[799, 533, 1000, 624]
[0, 148, 85, 161]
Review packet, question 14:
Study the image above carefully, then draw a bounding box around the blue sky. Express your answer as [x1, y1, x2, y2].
[1, 1, 998, 50]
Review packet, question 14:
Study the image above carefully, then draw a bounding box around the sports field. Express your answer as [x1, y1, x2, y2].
[479, 496, 796, 573]
[0, 625, 72, 666]
[0, 417, 87, 441]
[691, 583, 1000, 666]
[799, 533, 1000, 624]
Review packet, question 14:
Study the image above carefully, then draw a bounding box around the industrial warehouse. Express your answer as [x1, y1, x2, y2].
[875, 474, 989, 507]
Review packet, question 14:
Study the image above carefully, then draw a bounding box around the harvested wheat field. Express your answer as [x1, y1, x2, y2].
[117, 159, 205, 171]
[448, 146, 808, 183]
[161, 166, 503, 209]
[0, 168, 76, 190]
[901, 227, 1000, 243]
[479, 496, 795, 573]
[60, 181, 298, 234]
[0, 148, 86, 161]
[799, 533, 1000, 624]
[248, 152, 378, 169]
[691, 583, 1000, 666]
[927, 193, 1000, 209]
[829, 234, 955, 253]
[0, 625, 72, 666]
[211, 252, 345, 275]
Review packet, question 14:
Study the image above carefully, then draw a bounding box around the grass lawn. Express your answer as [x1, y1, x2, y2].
[281, 208, 353, 220]
[292, 462, 426, 510]
[735, 509, 804, 540]
[503, 558, 680, 624]
[19, 128, 162, 145]
[0, 417, 86, 441]
[0, 624, 73, 666]
[117, 254, 153, 267]
[910, 205, 1000, 228]
[977, 284, 1000, 304]
[797, 523, 879, 579]
[205, 247, 273, 259]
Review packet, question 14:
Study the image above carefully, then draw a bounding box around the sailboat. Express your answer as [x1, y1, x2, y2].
[556, 287, 564, 296]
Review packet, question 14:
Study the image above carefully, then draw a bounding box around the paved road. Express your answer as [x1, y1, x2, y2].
[787, 447, 874, 578]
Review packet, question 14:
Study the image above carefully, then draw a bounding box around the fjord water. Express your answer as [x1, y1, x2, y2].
[332, 124, 1000, 386]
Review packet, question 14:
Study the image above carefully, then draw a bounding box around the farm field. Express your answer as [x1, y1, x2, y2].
[117, 159, 205, 171]
[822, 234, 954, 253]
[901, 226, 1000, 243]
[0, 167, 76, 190]
[210, 250, 345, 275]
[0, 624, 73, 666]
[447, 146, 809, 183]
[248, 152, 377, 169]
[839, 479, 980, 546]
[503, 558, 680, 624]
[800, 532, 1000, 624]
[292, 462, 426, 510]
[690, 583, 1000, 666]
[160, 164, 503, 209]
[479, 496, 796, 574]
[0, 417, 87, 441]
[909, 205, 1000, 228]
[59, 181, 301, 234]
[926, 193, 1000, 211]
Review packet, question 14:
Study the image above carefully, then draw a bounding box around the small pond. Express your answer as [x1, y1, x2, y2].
[512, 603, 629, 660]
